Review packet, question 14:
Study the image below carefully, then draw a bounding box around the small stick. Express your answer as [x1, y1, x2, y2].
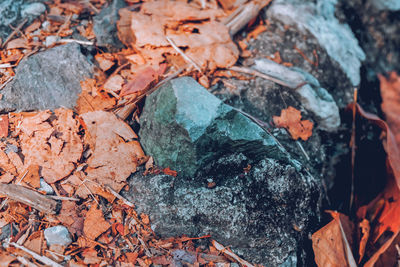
[0, 63, 13, 69]
[58, 39, 94, 46]
[49, 195, 80, 201]
[166, 36, 202, 73]
[2, 18, 28, 48]
[229, 65, 300, 89]
[296, 140, 310, 161]
[212, 240, 255, 267]
[225, 0, 272, 36]
[9, 242, 63, 267]
[0, 76, 14, 91]
[0, 183, 58, 215]
[105, 185, 135, 207]
[349, 87, 358, 214]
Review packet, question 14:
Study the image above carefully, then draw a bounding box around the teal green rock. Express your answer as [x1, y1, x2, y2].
[140, 77, 290, 177]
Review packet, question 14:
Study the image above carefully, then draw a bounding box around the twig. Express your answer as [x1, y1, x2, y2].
[0, 63, 13, 69]
[58, 39, 94, 46]
[0, 169, 29, 210]
[166, 36, 202, 73]
[0, 76, 14, 91]
[296, 140, 310, 161]
[229, 65, 298, 89]
[212, 240, 255, 267]
[105, 185, 135, 207]
[2, 18, 28, 48]
[48, 195, 80, 201]
[0, 183, 59, 214]
[9, 242, 63, 267]
[350, 87, 358, 214]
[225, 0, 272, 36]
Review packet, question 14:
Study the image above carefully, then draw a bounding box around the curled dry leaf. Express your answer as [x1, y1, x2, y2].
[120, 66, 157, 96]
[273, 106, 313, 141]
[358, 219, 370, 263]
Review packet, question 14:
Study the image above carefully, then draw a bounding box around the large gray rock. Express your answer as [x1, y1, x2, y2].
[0, 43, 94, 112]
[0, 0, 46, 41]
[247, 0, 364, 107]
[139, 77, 293, 177]
[267, 0, 365, 87]
[125, 156, 321, 266]
[93, 0, 126, 49]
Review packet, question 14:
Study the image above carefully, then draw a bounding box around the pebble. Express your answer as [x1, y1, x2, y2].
[44, 226, 72, 247]
[39, 178, 54, 195]
[21, 3, 46, 18]
[45, 35, 58, 47]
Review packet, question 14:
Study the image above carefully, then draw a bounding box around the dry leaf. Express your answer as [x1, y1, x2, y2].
[19, 109, 83, 183]
[95, 53, 115, 71]
[273, 106, 313, 141]
[379, 72, 400, 147]
[76, 78, 116, 114]
[83, 204, 110, 240]
[104, 75, 124, 93]
[80, 111, 144, 198]
[120, 67, 157, 96]
[312, 211, 356, 267]
[358, 219, 370, 262]
[163, 167, 177, 177]
[0, 115, 9, 138]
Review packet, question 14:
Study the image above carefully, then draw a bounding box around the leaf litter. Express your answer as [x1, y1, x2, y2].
[0, 0, 322, 265]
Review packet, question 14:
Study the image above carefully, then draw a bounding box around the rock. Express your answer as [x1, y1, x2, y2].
[21, 2, 46, 18]
[337, 0, 400, 86]
[248, 0, 364, 107]
[0, 43, 94, 112]
[0, 0, 45, 41]
[44, 35, 58, 47]
[39, 178, 54, 194]
[139, 77, 293, 177]
[44, 226, 72, 247]
[93, 0, 126, 49]
[124, 156, 321, 266]
[369, 0, 400, 11]
[252, 58, 340, 132]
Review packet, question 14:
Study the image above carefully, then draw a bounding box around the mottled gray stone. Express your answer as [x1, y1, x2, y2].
[39, 178, 54, 195]
[21, 2, 46, 17]
[0, 0, 45, 41]
[369, 0, 400, 11]
[267, 0, 365, 87]
[253, 58, 340, 132]
[125, 156, 321, 266]
[44, 226, 72, 247]
[0, 43, 94, 112]
[139, 77, 292, 177]
[93, 0, 126, 49]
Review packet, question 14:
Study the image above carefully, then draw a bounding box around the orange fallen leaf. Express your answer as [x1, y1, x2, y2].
[21, 164, 40, 189]
[95, 53, 115, 71]
[163, 167, 177, 177]
[273, 106, 313, 141]
[120, 67, 157, 96]
[76, 78, 116, 114]
[0, 115, 9, 138]
[358, 219, 370, 263]
[83, 204, 111, 240]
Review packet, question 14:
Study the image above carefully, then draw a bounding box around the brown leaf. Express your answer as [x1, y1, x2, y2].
[19, 109, 83, 183]
[76, 78, 116, 114]
[379, 72, 400, 147]
[120, 67, 157, 96]
[104, 75, 124, 93]
[6, 38, 28, 49]
[83, 204, 110, 240]
[95, 53, 115, 71]
[163, 167, 177, 177]
[312, 211, 356, 267]
[273, 106, 313, 141]
[21, 164, 40, 189]
[80, 111, 144, 198]
[0, 115, 9, 138]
